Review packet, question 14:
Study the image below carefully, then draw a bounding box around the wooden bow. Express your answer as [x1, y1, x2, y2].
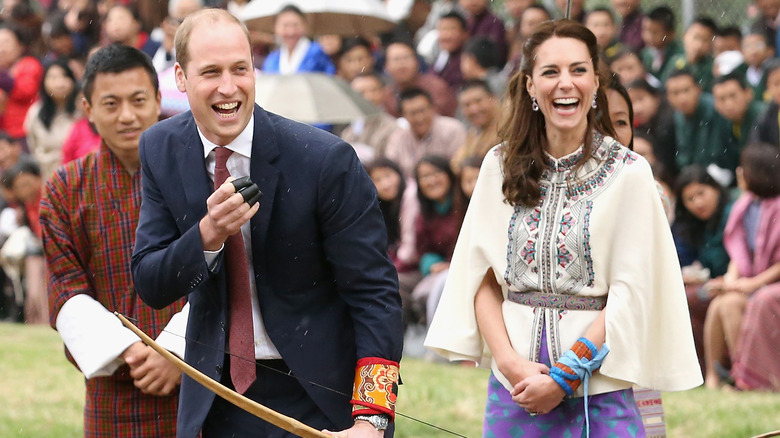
[114, 312, 330, 438]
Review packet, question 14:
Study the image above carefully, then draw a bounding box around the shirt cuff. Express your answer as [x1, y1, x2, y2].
[155, 302, 189, 359]
[55, 294, 140, 378]
[204, 244, 224, 272]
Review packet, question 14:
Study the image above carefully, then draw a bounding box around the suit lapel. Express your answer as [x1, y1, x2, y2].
[174, 114, 211, 225]
[249, 105, 280, 271]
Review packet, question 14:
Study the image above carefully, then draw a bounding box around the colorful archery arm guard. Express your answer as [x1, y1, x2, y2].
[351, 357, 400, 420]
[549, 337, 599, 396]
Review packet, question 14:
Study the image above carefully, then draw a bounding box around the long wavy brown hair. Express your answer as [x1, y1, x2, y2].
[498, 19, 616, 207]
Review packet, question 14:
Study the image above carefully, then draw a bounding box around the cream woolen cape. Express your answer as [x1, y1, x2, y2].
[424, 136, 703, 397]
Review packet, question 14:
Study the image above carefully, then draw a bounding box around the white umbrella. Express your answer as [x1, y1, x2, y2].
[239, 0, 396, 38]
[255, 73, 381, 124]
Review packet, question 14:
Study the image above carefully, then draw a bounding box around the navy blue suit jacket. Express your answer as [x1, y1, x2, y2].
[131, 105, 403, 437]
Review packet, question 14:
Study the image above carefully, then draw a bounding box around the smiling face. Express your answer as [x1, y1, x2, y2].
[370, 166, 401, 201]
[417, 161, 451, 203]
[459, 86, 497, 130]
[526, 36, 598, 140]
[83, 67, 161, 157]
[176, 18, 254, 146]
[44, 64, 75, 104]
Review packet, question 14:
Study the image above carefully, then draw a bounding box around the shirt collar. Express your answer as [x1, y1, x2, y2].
[200, 114, 255, 159]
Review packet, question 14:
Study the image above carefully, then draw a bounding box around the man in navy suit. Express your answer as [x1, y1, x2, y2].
[131, 9, 403, 438]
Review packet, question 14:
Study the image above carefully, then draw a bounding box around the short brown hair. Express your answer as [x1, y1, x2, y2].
[174, 8, 251, 73]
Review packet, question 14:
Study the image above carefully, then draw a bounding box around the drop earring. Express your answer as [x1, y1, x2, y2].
[531, 97, 539, 111]
[592, 94, 597, 109]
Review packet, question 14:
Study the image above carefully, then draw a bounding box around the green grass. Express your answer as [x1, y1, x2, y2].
[2, 322, 779, 437]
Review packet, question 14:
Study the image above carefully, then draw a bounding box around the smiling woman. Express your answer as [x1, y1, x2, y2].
[425, 19, 703, 438]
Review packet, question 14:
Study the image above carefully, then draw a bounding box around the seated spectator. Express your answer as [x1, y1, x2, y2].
[460, 36, 505, 96]
[0, 132, 25, 173]
[262, 5, 335, 74]
[605, 74, 634, 148]
[585, 7, 623, 59]
[383, 40, 457, 117]
[714, 26, 743, 56]
[628, 78, 678, 175]
[60, 117, 101, 164]
[712, 74, 765, 155]
[632, 131, 656, 164]
[611, 0, 644, 51]
[451, 79, 500, 173]
[749, 58, 780, 145]
[669, 16, 718, 92]
[41, 12, 78, 64]
[386, 88, 466, 178]
[502, 0, 534, 48]
[458, 154, 482, 199]
[751, 0, 780, 56]
[741, 31, 774, 101]
[151, 0, 203, 73]
[672, 165, 731, 372]
[24, 59, 80, 181]
[666, 69, 737, 178]
[365, 157, 421, 328]
[640, 6, 684, 82]
[0, 23, 44, 145]
[504, 4, 551, 77]
[104, 5, 160, 59]
[458, 0, 507, 65]
[1, 160, 45, 324]
[432, 11, 469, 90]
[410, 154, 466, 328]
[705, 142, 780, 391]
[609, 47, 661, 88]
[341, 72, 400, 160]
[333, 36, 376, 83]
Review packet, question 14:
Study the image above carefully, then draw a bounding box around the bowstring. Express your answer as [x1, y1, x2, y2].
[128, 317, 469, 438]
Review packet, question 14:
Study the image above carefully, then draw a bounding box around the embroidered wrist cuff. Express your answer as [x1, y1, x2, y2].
[351, 358, 399, 420]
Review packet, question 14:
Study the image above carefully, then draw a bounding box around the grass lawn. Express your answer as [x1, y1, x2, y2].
[2, 322, 779, 437]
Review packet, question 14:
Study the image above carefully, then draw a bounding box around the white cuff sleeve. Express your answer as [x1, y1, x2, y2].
[204, 244, 224, 271]
[155, 302, 189, 359]
[55, 294, 140, 379]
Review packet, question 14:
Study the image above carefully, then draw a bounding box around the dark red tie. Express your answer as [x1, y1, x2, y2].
[214, 146, 256, 394]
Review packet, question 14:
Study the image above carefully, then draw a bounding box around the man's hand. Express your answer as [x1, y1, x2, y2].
[128, 345, 181, 396]
[121, 341, 150, 368]
[199, 178, 259, 251]
[511, 374, 566, 415]
[322, 419, 385, 437]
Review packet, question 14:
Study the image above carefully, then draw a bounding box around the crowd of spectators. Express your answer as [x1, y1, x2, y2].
[0, 0, 778, 393]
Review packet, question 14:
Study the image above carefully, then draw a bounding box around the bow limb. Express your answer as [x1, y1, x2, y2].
[114, 312, 331, 438]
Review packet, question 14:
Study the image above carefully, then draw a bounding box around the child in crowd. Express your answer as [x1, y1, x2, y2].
[741, 31, 775, 101]
[584, 7, 622, 59]
[704, 142, 780, 391]
[714, 26, 743, 56]
[608, 47, 661, 88]
[671, 16, 718, 92]
[458, 155, 482, 200]
[672, 165, 732, 372]
[627, 78, 678, 176]
[640, 6, 684, 82]
[365, 157, 421, 328]
[749, 58, 780, 145]
[411, 155, 465, 330]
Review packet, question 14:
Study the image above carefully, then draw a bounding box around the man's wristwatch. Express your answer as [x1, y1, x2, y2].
[354, 414, 390, 431]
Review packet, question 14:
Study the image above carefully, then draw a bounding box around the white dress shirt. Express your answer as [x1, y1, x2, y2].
[278, 38, 311, 74]
[199, 115, 282, 360]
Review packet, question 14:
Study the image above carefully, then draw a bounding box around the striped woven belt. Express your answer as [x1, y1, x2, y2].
[507, 291, 607, 310]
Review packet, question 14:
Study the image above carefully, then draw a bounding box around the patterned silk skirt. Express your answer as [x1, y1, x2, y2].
[483, 326, 645, 438]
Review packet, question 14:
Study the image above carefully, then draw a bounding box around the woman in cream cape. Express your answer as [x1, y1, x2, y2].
[425, 19, 702, 437]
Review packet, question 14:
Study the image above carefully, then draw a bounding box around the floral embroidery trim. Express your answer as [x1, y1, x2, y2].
[582, 200, 594, 287]
[351, 358, 399, 419]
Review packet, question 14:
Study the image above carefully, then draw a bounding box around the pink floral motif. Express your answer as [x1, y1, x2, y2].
[525, 207, 542, 231]
[559, 212, 575, 235]
[520, 240, 536, 264]
[557, 244, 573, 268]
